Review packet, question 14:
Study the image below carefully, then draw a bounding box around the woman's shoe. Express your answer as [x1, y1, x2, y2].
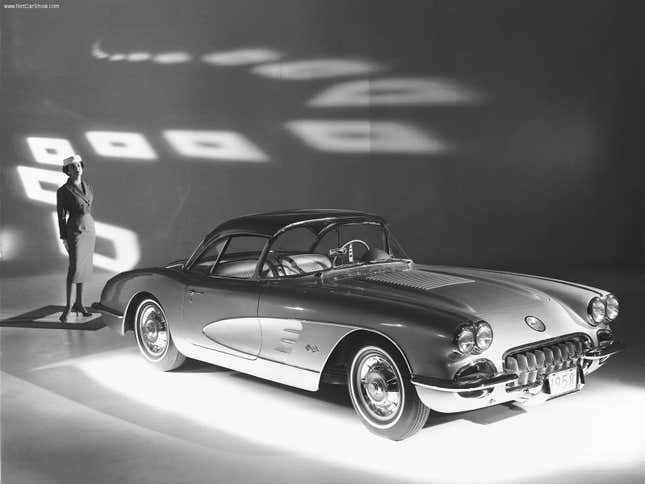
[59, 307, 70, 322]
[72, 303, 92, 317]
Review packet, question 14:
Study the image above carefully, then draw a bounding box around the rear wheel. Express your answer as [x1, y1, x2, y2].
[134, 298, 185, 371]
[348, 345, 429, 440]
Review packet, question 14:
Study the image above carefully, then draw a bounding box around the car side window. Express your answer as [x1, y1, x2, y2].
[212, 235, 268, 279]
[189, 239, 226, 276]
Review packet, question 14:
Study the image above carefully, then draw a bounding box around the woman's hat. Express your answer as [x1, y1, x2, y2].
[62, 154, 82, 166]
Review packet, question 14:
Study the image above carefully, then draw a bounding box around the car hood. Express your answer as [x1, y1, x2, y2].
[324, 262, 591, 345]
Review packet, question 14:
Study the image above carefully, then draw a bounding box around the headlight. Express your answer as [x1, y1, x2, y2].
[475, 321, 493, 351]
[605, 294, 619, 321]
[589, 297, 606, 325]
[455, 322, 493, 354]
[455, 326, 475, 354]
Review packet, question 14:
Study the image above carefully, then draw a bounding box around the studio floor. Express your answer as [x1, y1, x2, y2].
[1, 267, 644, 484]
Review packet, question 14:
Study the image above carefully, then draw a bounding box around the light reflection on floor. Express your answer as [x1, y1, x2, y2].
[41, 349, 645, 484]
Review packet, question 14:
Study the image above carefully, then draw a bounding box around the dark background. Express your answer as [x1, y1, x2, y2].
[1, 0, 643, 276]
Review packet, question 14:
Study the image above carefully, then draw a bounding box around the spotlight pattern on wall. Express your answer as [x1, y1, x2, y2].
[16, 166, 67, 205]
[309, 78, 483, 107]
[152, 52, 194, 64]
[87, 41, 485, 154]
[251, 59, 382, 80]
[200, 48, 283, 66]
[26, 137, 76, 166]
[286, 120, 447, 153]
[85, 131, 158, 160]
[13, 41, 484, 274]
[162, 130, 269, 161]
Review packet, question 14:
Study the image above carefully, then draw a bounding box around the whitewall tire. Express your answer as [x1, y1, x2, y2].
[348, 345, 429, 440]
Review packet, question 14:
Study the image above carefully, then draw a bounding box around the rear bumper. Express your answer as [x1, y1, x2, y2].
[412, 340, 624, 413]
[91, 302, 124, 334]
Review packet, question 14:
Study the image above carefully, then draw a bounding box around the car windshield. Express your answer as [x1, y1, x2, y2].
[262, 220, 408, 278]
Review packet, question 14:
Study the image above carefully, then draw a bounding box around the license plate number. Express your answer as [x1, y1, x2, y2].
[547, 367, 578, 396]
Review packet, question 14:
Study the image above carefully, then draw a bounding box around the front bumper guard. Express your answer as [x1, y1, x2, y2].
[412, 340, 624, 393]
[581, 340, 625, 361]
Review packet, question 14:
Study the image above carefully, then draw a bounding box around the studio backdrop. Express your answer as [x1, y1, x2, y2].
[1, 0, 643, 278]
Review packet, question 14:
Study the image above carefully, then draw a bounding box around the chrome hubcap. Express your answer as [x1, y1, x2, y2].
[355, 352, 402, 422]
[138, 303, 168, 358]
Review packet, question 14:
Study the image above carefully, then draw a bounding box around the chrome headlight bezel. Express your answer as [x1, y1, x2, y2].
[455, 325, 475, 354]
[454, 321, 493, 355]
[588, 297, 607, 325]
[475, 321, 493, 351]
[605, 294, 619, 321]
[587, 294, 620, 325]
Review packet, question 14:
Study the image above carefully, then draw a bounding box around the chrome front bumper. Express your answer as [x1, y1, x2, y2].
[411, 373, 518, 392]
[412, 340, 624, 413]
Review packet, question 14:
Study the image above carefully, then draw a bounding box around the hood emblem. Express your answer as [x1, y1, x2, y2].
[525, 316, 545, 332]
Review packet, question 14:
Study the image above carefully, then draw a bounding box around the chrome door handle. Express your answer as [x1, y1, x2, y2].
[187, 289, 205, 295]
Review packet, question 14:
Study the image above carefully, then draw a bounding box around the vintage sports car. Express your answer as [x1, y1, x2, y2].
[94, 209, 624, 440]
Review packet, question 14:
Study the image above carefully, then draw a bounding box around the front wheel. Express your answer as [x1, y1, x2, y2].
[348, 345, 429, 440]
[134, 298, 185, 371]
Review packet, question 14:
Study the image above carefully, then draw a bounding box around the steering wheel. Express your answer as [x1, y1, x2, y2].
[333, 239, 371, 265]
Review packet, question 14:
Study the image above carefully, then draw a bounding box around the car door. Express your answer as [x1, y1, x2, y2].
[181, 234, 267, 360]
[258, 276, 357, 373]
[256, 225, 354, 371]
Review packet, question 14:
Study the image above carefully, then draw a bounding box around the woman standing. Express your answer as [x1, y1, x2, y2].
[56, 154, 96, 322]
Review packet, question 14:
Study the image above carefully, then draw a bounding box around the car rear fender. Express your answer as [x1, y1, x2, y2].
[99, 271, 185, 336]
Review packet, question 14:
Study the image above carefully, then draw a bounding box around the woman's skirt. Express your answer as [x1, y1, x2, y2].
[67, 227, 96, 283]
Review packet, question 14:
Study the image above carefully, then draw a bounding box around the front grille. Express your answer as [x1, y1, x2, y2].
[503, 334, 591, 391]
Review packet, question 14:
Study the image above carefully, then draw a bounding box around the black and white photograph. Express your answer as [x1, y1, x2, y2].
[1, 0, 644, 482]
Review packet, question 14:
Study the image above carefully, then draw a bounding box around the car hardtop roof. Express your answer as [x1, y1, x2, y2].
[206, 209, 386, 240]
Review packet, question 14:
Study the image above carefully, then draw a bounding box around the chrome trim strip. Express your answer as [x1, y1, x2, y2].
[582, 341, 625, 361]
[272, 216, 384, 239]
[411, 373, 519, 392]
[185, 343, 321, 391]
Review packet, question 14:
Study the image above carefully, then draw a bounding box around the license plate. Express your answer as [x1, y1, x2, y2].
[547, 367, 579, 396]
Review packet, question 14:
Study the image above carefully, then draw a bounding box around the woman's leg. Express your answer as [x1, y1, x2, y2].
[73, 283, 92, 315]
[76, 283, 83, 306]
[66, 275, 73, 308]
[60, 273, 72, 321]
